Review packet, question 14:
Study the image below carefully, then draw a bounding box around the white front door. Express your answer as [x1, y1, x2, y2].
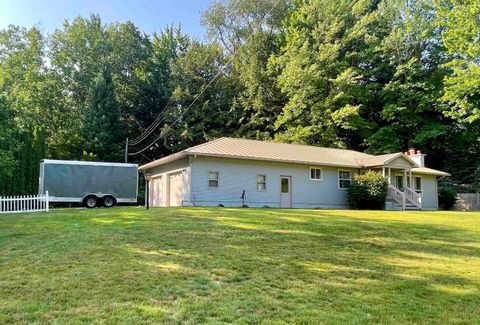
[280, 176, 292, 208]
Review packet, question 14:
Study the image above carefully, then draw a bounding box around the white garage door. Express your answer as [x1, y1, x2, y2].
[169, 172, 183, 207]
[149, 176, 163, 207]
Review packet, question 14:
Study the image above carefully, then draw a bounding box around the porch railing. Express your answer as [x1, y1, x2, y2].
[387, 185, 422, 210]
[404, 187, 422, 210]
[388, 185, 405, 210]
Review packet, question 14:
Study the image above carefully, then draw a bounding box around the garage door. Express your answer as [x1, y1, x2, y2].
[149, 176, 163, 207]
[169, 172, 183, 207]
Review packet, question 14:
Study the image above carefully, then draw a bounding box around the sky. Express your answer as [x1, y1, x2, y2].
[0, 0, 213, 39]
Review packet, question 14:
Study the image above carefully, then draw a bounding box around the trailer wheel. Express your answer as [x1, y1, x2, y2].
[102, 196, 117, 208]
[83, 195, 98, 208]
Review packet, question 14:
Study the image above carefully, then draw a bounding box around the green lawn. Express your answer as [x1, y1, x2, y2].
[1, 208, 480, 324]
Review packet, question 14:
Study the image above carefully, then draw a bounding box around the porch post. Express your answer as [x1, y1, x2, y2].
[404, 169, 407, 189]
[382, 167, 385, 177]
[409, 169, 412, 189]
[388, 168, 391, 185]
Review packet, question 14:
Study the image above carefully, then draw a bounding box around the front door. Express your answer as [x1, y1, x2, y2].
[395, 175, 404, 190]
[280, 176, 292, 208]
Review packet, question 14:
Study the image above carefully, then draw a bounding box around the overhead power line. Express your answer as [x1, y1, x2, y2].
[128, 0, 244, 149]
[128, 0, 282, 157]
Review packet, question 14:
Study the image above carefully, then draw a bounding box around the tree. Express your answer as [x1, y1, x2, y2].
[434, 0, 480, 184]
[107, 21, 156, 135]
[0, 97, 16, 189]
[137, 26, 190, 130]
[202, 0, 290, 139]
[436, 0, 480, 123]
[49, 15, 109, 115]
[272, 0, 386, 148]
[159, 41, 237, 154]
[366, 0, 451, 154]
[82, 64, 124, 162]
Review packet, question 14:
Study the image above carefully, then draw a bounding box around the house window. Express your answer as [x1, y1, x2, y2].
[208, 171, 219, 188]
[281, 178, 289, 193]
[414, 176, 422, 193]
[338, 170, 352, 189]
[310, 167, 322, 180]
[257, 175, 266, 190]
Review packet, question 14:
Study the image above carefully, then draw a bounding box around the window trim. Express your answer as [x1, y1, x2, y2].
[338, 169, 352, 190]
[309, 167, 323, 181]
[208, 171, 219, 189]
[256, 174, 267, 191]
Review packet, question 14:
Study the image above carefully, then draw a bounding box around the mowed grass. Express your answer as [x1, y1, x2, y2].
[1, 208, 480, 324]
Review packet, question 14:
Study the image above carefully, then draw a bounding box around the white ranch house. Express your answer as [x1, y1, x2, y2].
[139, 137, 449, 210]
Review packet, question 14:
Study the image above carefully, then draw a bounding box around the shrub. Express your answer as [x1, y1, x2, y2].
[347, 171, 388, 210]
[438, 187, 457, 210]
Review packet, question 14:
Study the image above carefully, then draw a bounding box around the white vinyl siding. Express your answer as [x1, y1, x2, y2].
[190, 156, 354, 208]
[412, 174, 437, 210]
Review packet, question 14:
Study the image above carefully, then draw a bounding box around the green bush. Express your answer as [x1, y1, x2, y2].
[438, 187, 457, 210]
[347, 171, 388, 210]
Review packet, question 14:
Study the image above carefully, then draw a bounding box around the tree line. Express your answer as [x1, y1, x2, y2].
[0, 0, 479, 195]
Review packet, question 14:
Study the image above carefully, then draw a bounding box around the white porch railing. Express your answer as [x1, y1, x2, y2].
[387, 185, 422, 210]
[404, 187, 422, 210]
[0, 191, 49, 214]
[388, 185, 406, 210]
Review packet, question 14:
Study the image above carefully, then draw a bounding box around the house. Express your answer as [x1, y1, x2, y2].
[138, 137, 449, 210]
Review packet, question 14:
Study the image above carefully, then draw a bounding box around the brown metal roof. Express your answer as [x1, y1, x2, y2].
[184, 137, 372, 167]
[139, 137, 449, 176]
[411, 167, 450, 176]
[356, 153, 417, 167]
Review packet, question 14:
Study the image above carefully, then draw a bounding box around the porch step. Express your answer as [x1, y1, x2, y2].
[402, 205, 421, 211]
[386, 200, 421, 211]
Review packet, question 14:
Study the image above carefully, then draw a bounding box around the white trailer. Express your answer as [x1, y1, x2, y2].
[38, 159, 138, 208]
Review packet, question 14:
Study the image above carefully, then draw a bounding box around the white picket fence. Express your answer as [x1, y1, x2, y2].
[0, 191, 49, 214]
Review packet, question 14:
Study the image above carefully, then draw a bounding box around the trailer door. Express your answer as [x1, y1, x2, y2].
[168, 172, 183, 207]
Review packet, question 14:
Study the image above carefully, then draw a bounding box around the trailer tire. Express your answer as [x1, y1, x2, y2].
[83, 195, 99, 208]
[102, 196, 117, 208]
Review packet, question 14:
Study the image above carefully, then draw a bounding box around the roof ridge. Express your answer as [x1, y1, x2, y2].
[183, 137, 227, 153]
[216, 137, 373, 156]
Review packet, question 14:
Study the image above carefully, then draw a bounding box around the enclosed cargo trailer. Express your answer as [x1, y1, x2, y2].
[38, 159, 138, 208]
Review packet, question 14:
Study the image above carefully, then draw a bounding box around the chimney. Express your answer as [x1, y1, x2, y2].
[405, 148, 426, 167]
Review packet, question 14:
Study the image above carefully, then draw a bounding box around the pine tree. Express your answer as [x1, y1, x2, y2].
[82, 64, 124, 162]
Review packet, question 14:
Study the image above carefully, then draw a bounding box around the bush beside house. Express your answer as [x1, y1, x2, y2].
[439, 187, 457, 210]
[348, 171, 388, 210]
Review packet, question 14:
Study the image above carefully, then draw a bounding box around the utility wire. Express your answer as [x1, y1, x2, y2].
[129, 0, 282, 157]
[128, 0, 243, 148]
[129, 94, 179, 146]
